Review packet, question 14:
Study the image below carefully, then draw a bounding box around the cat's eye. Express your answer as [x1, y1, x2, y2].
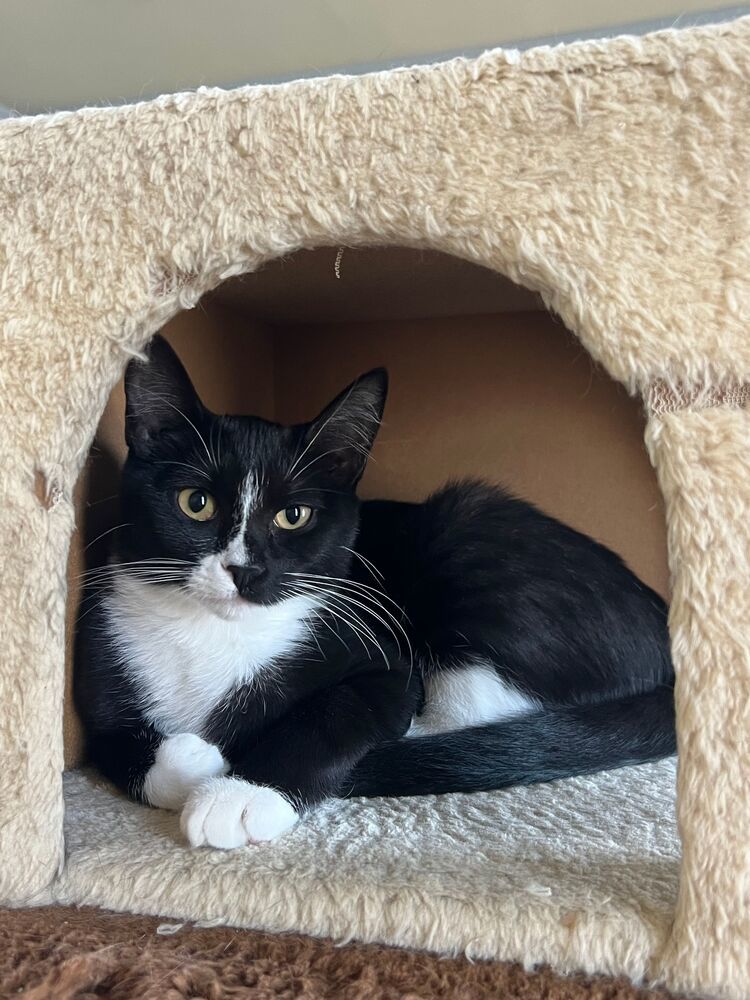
[274, 505, 313, 531]
[177, 488, 217, 522]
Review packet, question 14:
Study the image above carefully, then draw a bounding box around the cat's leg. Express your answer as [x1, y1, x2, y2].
[87, 726, 162, 803]
[181, 662, 418, 848]
[142, 732, 228, 810]
[88, 728, 227, 809]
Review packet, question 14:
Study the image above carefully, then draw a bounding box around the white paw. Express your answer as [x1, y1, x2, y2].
[180, 776, 298, 849]
[143, 733, 228, 810]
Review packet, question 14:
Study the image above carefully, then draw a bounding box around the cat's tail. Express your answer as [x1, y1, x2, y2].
[346, 685, 675, 797]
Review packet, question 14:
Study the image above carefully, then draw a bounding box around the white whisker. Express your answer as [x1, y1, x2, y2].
[341, 546, 385, 584]
[287, 572, 413, 670]
[287, 380, 361, 479]
[153, 460, 212, 479]
[289, 580, 395, 668]
[290, 447, 356, 482]
[137, 388, 214, 468]
[289, 582, 376, 660]
[84, 523, 132, 552]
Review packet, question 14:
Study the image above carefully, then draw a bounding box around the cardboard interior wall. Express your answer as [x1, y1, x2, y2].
[3, 15, 750, 999]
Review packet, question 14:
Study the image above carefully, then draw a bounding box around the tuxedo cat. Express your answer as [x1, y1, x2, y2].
[75, 335, 675, 850]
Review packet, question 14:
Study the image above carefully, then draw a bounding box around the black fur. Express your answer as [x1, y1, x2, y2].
[348, 688, 675, 796]
[75, 335, 675, 816]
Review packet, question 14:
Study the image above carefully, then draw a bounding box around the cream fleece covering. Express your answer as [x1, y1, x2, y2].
[49, 763, 680, 981]
[1, 14, 750, 999]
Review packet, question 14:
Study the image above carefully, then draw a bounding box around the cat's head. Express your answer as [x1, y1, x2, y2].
[117, 335, 387, 615]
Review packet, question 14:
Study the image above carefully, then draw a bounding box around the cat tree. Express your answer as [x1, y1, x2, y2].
[1, 15, 749, 999]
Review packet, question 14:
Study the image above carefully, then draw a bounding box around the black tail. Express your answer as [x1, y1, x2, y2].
[347, 686, 676, 798]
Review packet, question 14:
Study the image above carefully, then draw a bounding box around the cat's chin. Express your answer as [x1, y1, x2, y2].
[199, 594, 257, 619]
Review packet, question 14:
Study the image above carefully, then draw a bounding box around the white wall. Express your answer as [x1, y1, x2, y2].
[1, 1, 748, 113]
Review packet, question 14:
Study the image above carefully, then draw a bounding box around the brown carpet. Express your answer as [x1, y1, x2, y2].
[0, 906, 681, 999]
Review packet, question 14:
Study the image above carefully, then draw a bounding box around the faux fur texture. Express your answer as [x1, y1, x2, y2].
[41, 765, 680, 982]
[645, 408, 750, 996]
[1, 14, 750, 1000]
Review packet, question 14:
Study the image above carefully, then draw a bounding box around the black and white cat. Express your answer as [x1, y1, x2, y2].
[75, 335, 675, 850]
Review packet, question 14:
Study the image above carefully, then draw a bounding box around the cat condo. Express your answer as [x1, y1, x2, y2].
[2, 16, 750, 1000]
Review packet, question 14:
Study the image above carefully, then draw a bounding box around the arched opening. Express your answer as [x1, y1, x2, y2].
[56, 244, 679, 973]
[65, 247, 668, 765]
[65, 244, 670, 766]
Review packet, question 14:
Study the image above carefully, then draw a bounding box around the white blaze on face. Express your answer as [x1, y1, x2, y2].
[223, 470, 259, 566]
[185, 470, 261, 605]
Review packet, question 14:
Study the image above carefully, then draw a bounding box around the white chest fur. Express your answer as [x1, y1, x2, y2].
[104, 577, 317, 736]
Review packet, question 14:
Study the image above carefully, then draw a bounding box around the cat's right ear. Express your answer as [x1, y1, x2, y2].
[124, 335, 203, 456]
[297, 368, 388, 487]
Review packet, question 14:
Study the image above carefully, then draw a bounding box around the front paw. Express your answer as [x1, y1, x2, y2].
[143, 733, 228, 810]
[180, 776, 298, 849]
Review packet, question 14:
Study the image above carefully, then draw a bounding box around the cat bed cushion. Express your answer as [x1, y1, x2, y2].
[43, 761, 679, 980]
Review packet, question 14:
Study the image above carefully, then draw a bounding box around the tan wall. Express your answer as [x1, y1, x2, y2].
[276, 313, 669, 597]
[66, 298, 669, 767]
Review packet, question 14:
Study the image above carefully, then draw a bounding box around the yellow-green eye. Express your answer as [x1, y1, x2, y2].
[178, 488, 217, 522]
[274, 505, 313, 531]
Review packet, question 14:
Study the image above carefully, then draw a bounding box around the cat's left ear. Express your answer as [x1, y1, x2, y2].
[299, 369, 388, 486]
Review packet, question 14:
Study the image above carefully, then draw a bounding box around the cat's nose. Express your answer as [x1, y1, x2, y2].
[226, 563, 266, 597]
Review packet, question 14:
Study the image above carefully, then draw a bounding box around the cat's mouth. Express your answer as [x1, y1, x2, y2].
[200, 591, 259, 618]
[182, 576, 258, 614]
[186, 556, 265, 612]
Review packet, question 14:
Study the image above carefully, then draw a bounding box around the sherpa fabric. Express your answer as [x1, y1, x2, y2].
[1, 14, 749, 1000]
[42, 765, 680, 984]
[0, 906, 684, 1000]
